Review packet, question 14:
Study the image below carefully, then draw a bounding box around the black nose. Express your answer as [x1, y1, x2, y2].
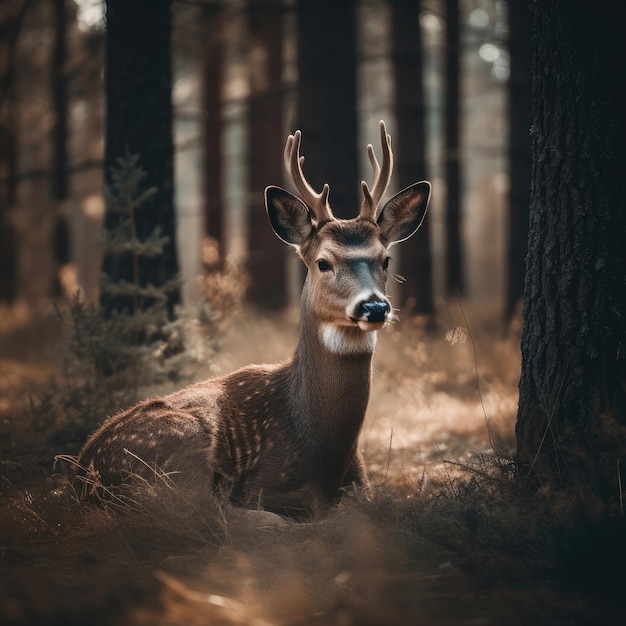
[356, 300, 390, 323]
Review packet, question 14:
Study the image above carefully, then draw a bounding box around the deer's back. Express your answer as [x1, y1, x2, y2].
[73, 361, 348, 511]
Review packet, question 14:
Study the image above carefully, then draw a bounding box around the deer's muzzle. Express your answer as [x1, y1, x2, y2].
[349, 295, 390, 330]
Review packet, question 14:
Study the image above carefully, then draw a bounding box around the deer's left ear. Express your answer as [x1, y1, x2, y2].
[377, 181, 431, 246]
[265, 186, 314, 247]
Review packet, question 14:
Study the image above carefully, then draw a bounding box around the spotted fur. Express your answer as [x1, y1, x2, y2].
[73, 123, 430, 516]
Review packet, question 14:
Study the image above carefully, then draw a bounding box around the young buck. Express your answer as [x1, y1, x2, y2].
[74, 121, 430, 516]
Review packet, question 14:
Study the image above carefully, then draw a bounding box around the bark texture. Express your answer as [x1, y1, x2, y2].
[516, 0, 626, 500]
[504, 0, 532, 322]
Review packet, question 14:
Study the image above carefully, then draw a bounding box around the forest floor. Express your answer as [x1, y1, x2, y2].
[1, 301, 625, 625]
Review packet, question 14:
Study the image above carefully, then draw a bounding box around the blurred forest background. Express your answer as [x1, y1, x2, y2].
[0, 0, 527, 325]
[3, 1, 626, 625]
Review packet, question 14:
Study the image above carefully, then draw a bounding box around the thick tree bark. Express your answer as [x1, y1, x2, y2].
[444, 0, 463, 295]
[504, 0, 532, 322]
[391, 0, 434, 317]
[102, 0, 180, 316]
[295, 0, 358, 220]
[516, 0, 626, 501]
[246, 0, 286, 309]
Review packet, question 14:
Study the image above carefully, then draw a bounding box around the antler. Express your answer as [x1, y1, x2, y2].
[360, 120, 393, 221]
[284, 130, 334, 223]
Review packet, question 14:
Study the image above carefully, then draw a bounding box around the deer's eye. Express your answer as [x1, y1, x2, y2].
[383, 257, 391, 270]
[317, 259, 332, 272]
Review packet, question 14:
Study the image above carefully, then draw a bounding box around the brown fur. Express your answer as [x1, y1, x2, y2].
[75, 294, 372, 516]
[74, 124, 430, 516]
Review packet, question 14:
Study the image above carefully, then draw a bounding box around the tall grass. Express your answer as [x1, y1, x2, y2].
[1, 303, 626, 624]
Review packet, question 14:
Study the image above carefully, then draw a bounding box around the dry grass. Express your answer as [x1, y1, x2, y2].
[1, 302, 626, 625]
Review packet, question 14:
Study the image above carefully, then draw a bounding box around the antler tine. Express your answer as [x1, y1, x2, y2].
[284, 130, 333, 222]
[360, 120, 394, 220]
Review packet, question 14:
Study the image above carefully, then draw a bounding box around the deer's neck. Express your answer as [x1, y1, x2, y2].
[289, 279, 375, 445]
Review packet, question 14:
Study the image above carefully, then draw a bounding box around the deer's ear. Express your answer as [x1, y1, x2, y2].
[377, 181, 431, 246]
[265, 186, 314, 247]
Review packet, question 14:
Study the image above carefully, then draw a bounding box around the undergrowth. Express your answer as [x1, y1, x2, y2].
[2, 301, 626, 624]
[6, 159, 247, 462]
[2, 453, 626, 625]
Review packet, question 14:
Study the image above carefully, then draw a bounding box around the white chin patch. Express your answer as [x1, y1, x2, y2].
[356, 320, 386, 331]
[320, 324, 378, 355]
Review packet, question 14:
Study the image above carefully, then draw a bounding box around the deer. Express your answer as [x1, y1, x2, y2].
[73, 121, 431, 517]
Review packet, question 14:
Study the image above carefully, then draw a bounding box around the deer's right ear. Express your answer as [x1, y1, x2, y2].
[377, 181, 431, 246]
[265, 186, 314, 247]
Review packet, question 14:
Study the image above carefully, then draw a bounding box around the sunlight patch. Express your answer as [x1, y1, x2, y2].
[75, 0, 105, 32]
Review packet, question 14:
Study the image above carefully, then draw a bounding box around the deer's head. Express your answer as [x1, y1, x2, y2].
[265, 121, 430, 351]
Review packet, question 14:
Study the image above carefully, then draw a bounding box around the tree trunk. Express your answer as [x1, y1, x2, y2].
[515, 0, 626, 502]
[52, 0, 70, 297]
[391, 0, 434, 317]
[246, 0, 286, 309]
[504, 0, 531, 323]
[0, 0, 29, 303]
[295, 0, 358, 220]
[102, 0, 180, 316]
[202, 4, 224, 262]
[444, 0, 463, 295]
[0, 124, 16, 302]
[51, 0, 68, 203]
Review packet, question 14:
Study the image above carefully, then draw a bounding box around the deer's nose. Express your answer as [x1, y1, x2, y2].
[355, 299, 390, 323]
